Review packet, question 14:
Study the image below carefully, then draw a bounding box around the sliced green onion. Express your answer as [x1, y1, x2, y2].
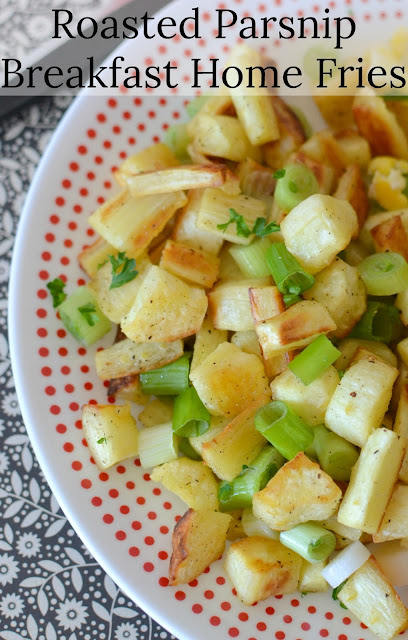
[358, 252, 408, 296]
[140, 354, 190, 396]
[229, 237, 272, 278]
[267, 242, 315, 298]
[172, 386, 210, 437]
[186, 95, 209, 118]
[242, 508, 279, 539]
[218, 445, 285, 511]
[290, 105, 313, 139]
[280, 522, 336, 563]
[58, 286, 111, 346]
[274, 164, 319, 212]
[288, 335, 341, 385]
[255, 401, 314, 460]
[164, 124, 191, 162]
[313, 425, 359, 482]
[350, 300, 402, 344]
[283, 292, 302, 307]
[179, 438, 202, 461]
[321, 541, 371, 588]
[138, 422, 179, 468]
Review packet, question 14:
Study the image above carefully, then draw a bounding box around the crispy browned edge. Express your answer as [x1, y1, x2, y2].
[169, 508, 193, 585]
[371, 215, 408, 262]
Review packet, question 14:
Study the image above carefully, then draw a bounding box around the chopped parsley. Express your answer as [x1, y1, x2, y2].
[217, 208, 251, 237]
[252, 217, 281, 237]
[109, 252, 138, 290]
[47, 278, 67, 308]
[274, 168, 286, 179]
[97, 437, 107, 444]
[332, 581, 348, 609]
[78, 303, 99, 327]
[217, 208, 280, 238]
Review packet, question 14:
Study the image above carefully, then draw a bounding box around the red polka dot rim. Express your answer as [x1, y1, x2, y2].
[8, 3, 402, 640]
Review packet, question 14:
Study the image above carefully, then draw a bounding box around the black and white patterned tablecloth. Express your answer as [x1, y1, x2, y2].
[0, 3, 177, 639]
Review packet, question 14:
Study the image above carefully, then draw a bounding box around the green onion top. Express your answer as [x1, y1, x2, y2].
[266, 242, 315, 300]
[288, 335, 341, 386]
[255, 401, 314, 459]
[350, 300, 402, 344]
[172, 385, 210, 438]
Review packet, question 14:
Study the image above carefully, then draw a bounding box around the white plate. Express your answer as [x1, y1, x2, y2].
[9, 1, 408, 638]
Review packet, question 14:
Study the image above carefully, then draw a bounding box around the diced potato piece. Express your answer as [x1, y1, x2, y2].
[227, 510, 245, 541]
[191, 114, 260, 162]
[89, 189, 188, 258]
[201, 395, 269, 481]
[263, 96, 306, 169]
[196, 188, 266, 246]
[325, 355, 398, 448]
[89, 255, 151, 324]
[335, 338, 397, 371]
[82, 403, 139, 470]
[398, 337, 408, 369]
[159, 239, 219, 288]
[374, 484, 408, 543]
[127, 164, 229, 196]
[190, 316, 228, 374]
[271, 366, 339, 426]
[337, 428, 406, 534]
[225, 536, 302, 605]
[303, 258, 366, 338]
[78, 237, 115, 278]
[225, 46, 280, 145]
[208, 278, 272, 332]
[249, 286, 285, 324]
[396, 288, 408, 325]
[264, 352, 293, 381]
[231, 330, 262, 359]
[393, 384, 408, 484]
[334, 129, 372, 169]
[253, 452, 342, 530]
[280, 194, 358, 275]
[371, 215, 408, 261]
[169, 509, 231, 585]
[298, 559, 329, 593]
[353, 95, 408, 160]
[237, 157, 276, 201]
[300, 130, 346, 177]
[189, 417, 228, 457]
[190, 342, 270, 418]
[255, 300, 336, 358]
[334, 164, 368, 234]
[114, 143, 179, 186]
[360, 209, 408, 248]
[337, 556, 408, 640]
[172, 190, 224, 254]
[150, 458, 219, 511]
[314, 95, 354, 131]
[107, 374, 149, 405]
[121, 265, 207, 343]
[322, 515, 362, 542]
[95, 338, 183, 381]
[138, 398, 173, 428]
